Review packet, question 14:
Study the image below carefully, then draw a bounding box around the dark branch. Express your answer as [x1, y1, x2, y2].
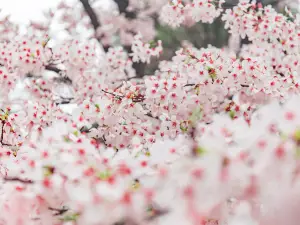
[79, 0, 100, 31]
[0, 120, 5, 145]
[45, 65, 62, 74]
[184, 83, 196, 87]
[132, 96, 145, 102]
[146, 207, 169, 221]
[55, 97, 74, 105]
[53, 76, 73, 85]
[49, 206, 69, 216]
[92, 136, 108, 147]
[102, 89, 124, 99]
[27, 66, 72, 85]
[124, 46, 146, 78]
[240, 84, 250, 87]
[1, 142, 12, 147]
[45, 66, 73, 85]
[113, 0, 144, 77]
[114, 0, 137, 19]
[145, 112, 159, 120]
[78, 0, 145, 76]
[4, 177, 33, 184]
[80, 122, 99, 133]
[0, 120, 11, 146]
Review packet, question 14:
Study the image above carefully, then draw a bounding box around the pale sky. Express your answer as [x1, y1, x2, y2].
[0, 0, 63, 24]
[0, 0, 112, 24]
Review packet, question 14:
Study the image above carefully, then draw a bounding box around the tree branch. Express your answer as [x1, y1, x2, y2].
[79, 0, 100, 31]
[80, 122, 99, 133]
[44, 65, 73, 84]
[114, 0, 137, 19]
[49, 206, 69, 216]
[78, 0, 146, 76]
[55, 97, 74, 105]
[102, 89, 124, 99]
[113, 1, 144, 76]
[145, 112, 159, 120]
[240, 84, 249, 87]
[0, 120, 5, 145]
[45, 65, 62, 74]
[0, 120, 11, 147]
[184, 83, 196, 87]
[4, 177, 33, 184]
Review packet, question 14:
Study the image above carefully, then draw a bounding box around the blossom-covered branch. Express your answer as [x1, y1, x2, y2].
[0, 0, 299, 225]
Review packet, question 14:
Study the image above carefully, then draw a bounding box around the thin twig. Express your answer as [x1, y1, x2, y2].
[0, 121, 5, 145]
[101, 89, 124, 99]
[184, 84, 196, 87]
[4, 177, 33, 184]
[241, 84, 250, 87]
[49, 206, 69, 216]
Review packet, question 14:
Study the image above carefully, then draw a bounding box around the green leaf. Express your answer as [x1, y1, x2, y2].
[131, 179, 141, 190]
[63, 136, 71, 142]
[149, 40, 158, 49]
[280, 132, 288, 141]
[189, 106, 202, 125]
[206, 66, 217, 80]
[294, 130, 300, 141]
[229, 110, 235, 119]
[296, 147, 300, 158]
[43, 166, 54, 177]
[62, 213, 79, 222]
[97, 170, 111, 180]
[196, 146, 206, 156]
[180, 122, 188, 132]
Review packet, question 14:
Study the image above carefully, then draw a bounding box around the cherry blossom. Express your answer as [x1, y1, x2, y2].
[0, 0, 300, 224]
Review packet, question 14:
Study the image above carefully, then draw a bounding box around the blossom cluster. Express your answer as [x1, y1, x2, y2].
[160, 0, 224, 28]
[0, 0, 300, 224]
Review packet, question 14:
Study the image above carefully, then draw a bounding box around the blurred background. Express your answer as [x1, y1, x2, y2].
[0, 0, 299, 76]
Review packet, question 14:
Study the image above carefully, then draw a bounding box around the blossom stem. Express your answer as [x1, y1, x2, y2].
[4, 177, 33, 184]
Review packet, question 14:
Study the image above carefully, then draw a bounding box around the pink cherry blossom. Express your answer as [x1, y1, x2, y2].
[0, 0, 300, 224]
